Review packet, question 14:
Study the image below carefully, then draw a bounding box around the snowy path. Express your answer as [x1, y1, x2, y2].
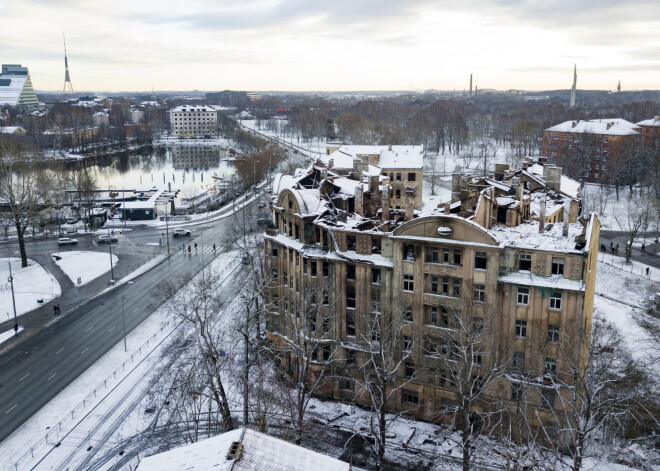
[0, 258, 61, 320]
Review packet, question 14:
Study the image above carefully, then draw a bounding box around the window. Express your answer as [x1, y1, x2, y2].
[310, 262, 317, 277]
[272, 269, 279, 281]
[403, 274, 414, 291]
[473, 284, 485, 303]
[272, 317, 279, 333]
[541, 389, 555, 408]
[396, 173, 402, 181]
[474, 251, 487, 269]
[548, 325, 560, 343]
[323, 293, 329, 305]
[452, 279, 461, 297]
[402, 389, 419, 405]
[431, 275, 439, 293]
[515, 319, 527, 338]
[346, 285, 356, 309]
[517, 287, 529, 305]
[442, 248, 450, 264]
[323, 261, 329, 277]
[552, 134, 558, 140]
[425, 247, 440, 263]
[283, 273, 288, 287]
[346, 264, 356, 280]
[453, 250, 462, 266]
[371, 268, 381, 285]
[395, 189, 401, 199]
[551, 258, 564, 275]
[347, 235, 356, 251]
[428, 306, 438, 324]
[272, 246, 278, 257]
[339, 378, 355, 391]
[403, 307, 413, 322]
[549, 291, 562, 310]
[441, 277, 449, 295]
[404, 362, 415, 378]
[472, 349, 483, 366]
[519, 253, 532, 271]
[407, 172, 416, 182]
[346, 349, 356, 365]
[472, 317, 484, 335]
[544, 357, 558, 377]
[511, 382, 522, 400]
[513, 351, 525, 372]
[404, 244, 415, 261]
[403, 336, 413, 353]
[346, 314, 356, 336]
[425, 337, 440, 356]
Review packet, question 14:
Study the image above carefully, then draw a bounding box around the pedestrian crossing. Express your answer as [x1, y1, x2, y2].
[169, 245, 222, 256]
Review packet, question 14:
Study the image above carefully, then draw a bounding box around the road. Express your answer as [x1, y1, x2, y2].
[0, 197, 263, 443]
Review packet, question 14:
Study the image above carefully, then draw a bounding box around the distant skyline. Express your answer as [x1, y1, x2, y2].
[1, 0, 659, 92]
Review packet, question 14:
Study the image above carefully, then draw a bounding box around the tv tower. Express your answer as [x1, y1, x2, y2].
[569, 63, 577, 108]
[63, 33, 74, 93]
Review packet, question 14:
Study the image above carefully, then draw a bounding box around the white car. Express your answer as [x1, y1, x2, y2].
[58, 237, 78, 246]
[97, 234, 117, 243]
[172, 229, 191, 237]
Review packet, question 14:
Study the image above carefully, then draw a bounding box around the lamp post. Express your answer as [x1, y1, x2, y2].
[8, 261, 18, 335]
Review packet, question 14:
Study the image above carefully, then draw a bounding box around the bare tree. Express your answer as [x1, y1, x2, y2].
[270, 281, 336, 444]
[70, 166, 98, 230]
[0, 138, 51, 267]
[534, 316, 642, 471]
[431, 299, 511, 471]
[613, 194, 653, 263]
[350, 297, 418, 471]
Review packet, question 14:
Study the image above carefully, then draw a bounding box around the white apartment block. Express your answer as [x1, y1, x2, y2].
[169, 105, 220, 137]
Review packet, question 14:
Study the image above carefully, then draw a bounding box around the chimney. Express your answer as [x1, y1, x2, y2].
[607, 122, 613, 130]
[369, 175, 379, 200]
[572, 121, 577, 128]
[494, 163, 509, 181]
[354, 185, 363, 216]
[539, 193, 546, 233]
[381, 187, 390, 221]
[543, 165, 562, 193]
[654, 115, 659, 124]
[352, 158, 361, 179]
[328, 158, 334, 169]
[563, 206, 569, 237]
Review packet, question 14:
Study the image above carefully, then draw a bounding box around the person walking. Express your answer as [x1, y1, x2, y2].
[213, 244, 216, 252]
[646, 267, 650, 277]
[641, 243, 646, 253]
[194, 243, 198, 252]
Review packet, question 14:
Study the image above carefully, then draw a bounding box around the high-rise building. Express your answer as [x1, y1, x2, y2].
[168, 105, 220, 138]
[0, 64, 39, 106]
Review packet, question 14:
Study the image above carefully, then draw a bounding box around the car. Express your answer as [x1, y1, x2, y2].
[172, 228, 191, 237]
[97, 234, 117, 243]
[257, 217, 270, 226]
[257, 202, 267, 209]
[58, 237, 78, 246]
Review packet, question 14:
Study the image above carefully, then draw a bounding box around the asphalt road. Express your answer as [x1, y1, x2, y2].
[0, 197, 264, 443]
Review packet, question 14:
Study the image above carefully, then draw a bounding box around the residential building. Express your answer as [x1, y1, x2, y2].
[319, 144, 424, 210]
[264, 157, 599, 433]
[636, 116, 660, 147]
[541, 118, 640, 182]
[169, 105, 220, 138]
[0, 64, 38, 106]
[0, 126, 27, 135]
[137, 428, 350, 471]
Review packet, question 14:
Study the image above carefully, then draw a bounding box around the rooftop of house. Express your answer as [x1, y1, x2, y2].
[545, 118, 640, 136]
[637, 116, 660, 127]
[320, 145, 424, 170]
[137, 428, 350, 471]
[169, 105, 223, 113]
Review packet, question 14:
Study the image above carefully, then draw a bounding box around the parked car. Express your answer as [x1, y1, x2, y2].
[97, 234, 117, 243]
[172, 228, 191, 237]
[257, 202, 267, 209]
[58, 237, 78, 246]
[257, 217, 270, 226]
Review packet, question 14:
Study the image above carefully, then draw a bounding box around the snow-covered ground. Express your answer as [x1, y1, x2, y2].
[582, 183, 660, 233]
[421, 175, 453, 215]
[0, 258, 60, 321]
[0, 326, 24, 346]
[52, 251, 119, 286]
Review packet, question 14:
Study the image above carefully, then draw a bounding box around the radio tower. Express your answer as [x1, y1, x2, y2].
[63, 33, 74, 93]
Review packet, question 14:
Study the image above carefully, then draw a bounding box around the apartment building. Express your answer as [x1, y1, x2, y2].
[636, 116, 660, 147]
[264, 157, 599, 432]
[168, 105, 220, 138]
[541, 118, 639, 182]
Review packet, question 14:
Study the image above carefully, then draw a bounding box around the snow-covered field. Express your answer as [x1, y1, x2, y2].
[582, 183, 659, 232]
[0, 258, 60, 321]
[52, 251, 118, 285]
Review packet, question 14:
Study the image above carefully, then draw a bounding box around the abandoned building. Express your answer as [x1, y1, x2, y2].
[264, 152, 600, 432]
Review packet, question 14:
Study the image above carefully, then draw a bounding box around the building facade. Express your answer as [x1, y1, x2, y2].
[0, 64, 39, 106]
[169, 105, 219, 138]
[541, 118, 640, 182]
[637, 116, 660, 147]
[264, 158, 599, 433]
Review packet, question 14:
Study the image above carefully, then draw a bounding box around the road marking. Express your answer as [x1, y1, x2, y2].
[108, 326, 115, 333]
[47, 373, 57, 382]
[80, 347, 88, 355]
[55, 348, 64, 355]
[85, 325, 93, 332]
[19, 373, 30, 382]
[5, 404, 17, 414]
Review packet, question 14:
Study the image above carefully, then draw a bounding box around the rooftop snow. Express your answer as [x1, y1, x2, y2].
[526, 163, 581, 199]
[169, 105, 222, 113]
[636, 117, 660, 127]
[488, 220, 584, 253]
[138, 428, 349, 471]
[319, 145, 423, 170]
[498, 271, 585, 292]
[545, 118, 639, 136]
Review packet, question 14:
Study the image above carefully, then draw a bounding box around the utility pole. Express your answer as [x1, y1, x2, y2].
[8, 261, 18, 335]
[164, 201, 170, 254]
[121, 294, 127, 351]
[108, 227, 115, 281]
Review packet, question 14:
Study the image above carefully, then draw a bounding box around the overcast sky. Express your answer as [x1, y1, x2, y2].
[1, 0, 658, 92]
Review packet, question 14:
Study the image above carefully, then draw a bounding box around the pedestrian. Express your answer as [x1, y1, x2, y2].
[188, 245, 191, 254]
[616, 243, 619, 253]
[610, 241, 613, 251]
[213, 244, 216, 252]
[645, 267, 650, 277]
[194, 243, 198, 251]
[641, 243, 646, 253]
[53, 305, 58, 316]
